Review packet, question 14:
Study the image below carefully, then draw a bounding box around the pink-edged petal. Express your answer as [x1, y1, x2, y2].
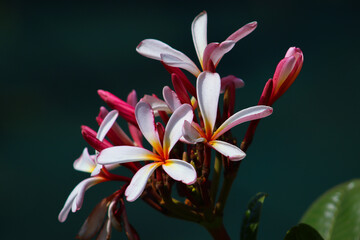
[226, 21, 257, 42]
[141, 95, 172, 114]
[58, 177, 106, 222]
[125, 162, 162, 202]
[197, 72, 221, 137]
[73, 147, 96, 173]
[161, 53, 201, 77]
[136, 39, 200, 76]
[163, 86, 182, 112]
[220, 75, 245, 93]
[182, 120, 205, 144]
[97, 146, 161, 165]
[97, 110, 118, 142]
[128, 123, 143, 147]
[209, 140, 246, 161]
[272, 56, 296, 93]
[209, 40, 236, 67]
[163, 104, 193, 155]
[127, 90, 138, 107]
[191, 11, 208, 66]
[212, 106, 273, 140]
[135, 102, 162, 154]
[162, 159, 197, 184]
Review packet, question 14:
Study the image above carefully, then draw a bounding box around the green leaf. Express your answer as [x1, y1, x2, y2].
[284, 223, 324, 240]
[240, 192, 267, 240]
[301, 179, 360, 240]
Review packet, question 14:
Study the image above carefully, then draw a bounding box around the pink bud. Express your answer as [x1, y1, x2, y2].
[269, 47, 303, 105]
[81, 125, 112, 152]
[161, 62, 197, 97]
[171, 74, 191, 105]
[98, 90, 137, 126]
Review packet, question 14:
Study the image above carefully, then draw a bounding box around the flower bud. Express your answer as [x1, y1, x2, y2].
[269, 47, 303, 105]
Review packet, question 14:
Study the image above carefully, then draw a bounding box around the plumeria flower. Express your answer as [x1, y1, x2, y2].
[97, 102, 197, 202]
[73, 109, 120, 176]
[59, 110, 131, 223]
[136, 11, 257, 77]
[182, 72, 273, 161]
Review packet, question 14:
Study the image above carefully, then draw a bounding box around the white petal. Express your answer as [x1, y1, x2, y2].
[125, 162, 162, 202]
[161, 53, 201, 77]
[136, 39, 200, 76]
[182, 120, 205, 144]
[73, 148, 96, 173]
[135, 102, 162, 154]
[141, 95, 172, 114]
[209, 140, 245, 161]
[58, 177, 105, 222]
[162, 86, 182, 112]
[197, 72, 221, 137]
[163, 104, 193, 155]
[191, 11, 208, 65]
[97, 146, 161, 165]
[90, 163, 119, 177]
[162, 159, 197, 184]
[213, 106, 273, 140]
[97, 110, 119, 142]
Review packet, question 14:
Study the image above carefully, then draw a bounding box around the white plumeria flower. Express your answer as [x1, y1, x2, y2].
[58, 110, 121, 223]
[136, 11, 257, 76]
[58, 176, 108, 222]
[182, 72, 273, 161]
[97, 102, 197, 202]
[73, 109, 120, 176]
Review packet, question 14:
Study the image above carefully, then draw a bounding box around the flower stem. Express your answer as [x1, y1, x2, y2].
[201, 217, 231, 240]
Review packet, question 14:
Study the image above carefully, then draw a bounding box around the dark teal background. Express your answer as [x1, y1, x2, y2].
[1, 0, 359, 239]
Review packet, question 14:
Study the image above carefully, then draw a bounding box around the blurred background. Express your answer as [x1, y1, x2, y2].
[1, 0, 359, 239]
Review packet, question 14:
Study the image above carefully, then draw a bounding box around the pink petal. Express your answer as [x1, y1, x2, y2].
[182, 120, 205, 144]
[226, 21, 257, 42]
[209, 140, 246, 161]
[209, 40, 236, 67]
[58, 177, 106, 222]
[135, 102, 162, 154]
[197, 72, 221, 137]
[162, 159, 197, 184]
[125, 162, 162, 202]
[220, 75, 245, 93]
[97, 146, 161, 165]
[191, 11, 208, 66]
[272, 56, 296, 93]
[212, 106, 273, 140]
[73, 147, 96, 173]
[162, 86, 182, 112]
[161, 53, 201, 77]
[163, 104, 193, 156]
[127, 90, 138, 107]
[96, 110, 119, 142]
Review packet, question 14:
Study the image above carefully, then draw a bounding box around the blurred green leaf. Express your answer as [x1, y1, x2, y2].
[284, 223, 324, 240]
[240, 192, 267, 240]
[301, 179, 360, 240]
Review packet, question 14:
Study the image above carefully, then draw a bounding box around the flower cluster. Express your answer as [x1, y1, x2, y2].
[59, 11, 303, 239]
